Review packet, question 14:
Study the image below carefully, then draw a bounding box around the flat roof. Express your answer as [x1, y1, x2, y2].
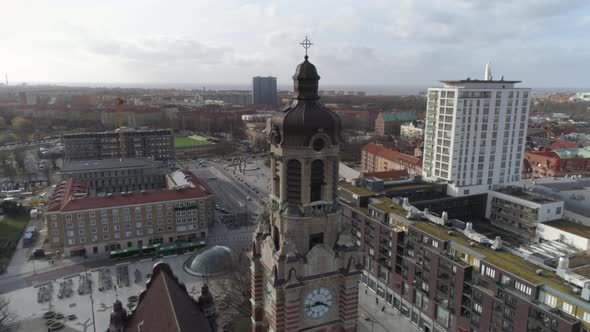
[494, 187, 557, 204]
[338, 182, 376, 196]
[61, 158, 162, 172]
[543, 220, 590, 240]
[530, 179, 590, 217]
[440, 79, 522, 84]
[344, 196, 581, 300]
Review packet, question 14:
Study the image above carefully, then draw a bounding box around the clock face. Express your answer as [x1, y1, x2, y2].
[304, 287, 333, 319]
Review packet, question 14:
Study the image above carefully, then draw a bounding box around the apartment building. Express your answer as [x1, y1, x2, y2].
[422, 64, 531, 196]
[63, 127, 174, 161]
[45, 170, 213, 256]
[361, 143, 422, 175]
[339, 178, 590, 332]
[60, 158, 167, 195]
[525, 147, 590, 178]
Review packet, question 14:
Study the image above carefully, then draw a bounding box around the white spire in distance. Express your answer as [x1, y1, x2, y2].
[484, 62, 493, 81]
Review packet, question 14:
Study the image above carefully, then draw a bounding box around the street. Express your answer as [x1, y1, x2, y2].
[357, 286, 421, 332]
[0, 158, 269, 294]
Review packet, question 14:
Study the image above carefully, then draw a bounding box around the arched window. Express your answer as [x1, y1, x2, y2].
[286, 159, 301, 203]
[310, 159, 325, 202]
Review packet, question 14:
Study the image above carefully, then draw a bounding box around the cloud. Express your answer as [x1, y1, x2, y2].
[1, 0, 589, 87]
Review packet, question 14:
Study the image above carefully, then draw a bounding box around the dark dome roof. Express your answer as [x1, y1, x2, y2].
[183, 245, 236, 277]
[270, 56, 341, 148]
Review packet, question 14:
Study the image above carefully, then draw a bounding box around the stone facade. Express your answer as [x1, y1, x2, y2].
[251, 53, 362, 332]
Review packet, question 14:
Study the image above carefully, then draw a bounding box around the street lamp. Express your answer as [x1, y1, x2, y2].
[83, 254, 97, 332]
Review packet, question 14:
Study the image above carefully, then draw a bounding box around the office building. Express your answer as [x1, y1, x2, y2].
[63, 127, 174, 161]
[339, 176, 590, 332]
[422, 63, 531, 196]
[60, 158, 167, 195]
[45, 170, 213, 257]
[252, 76, 278, 105]
[486, 186, 564, 241]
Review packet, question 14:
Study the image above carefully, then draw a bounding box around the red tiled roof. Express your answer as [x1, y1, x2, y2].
[362, 143, 421, 165]
[47, 178, 88, 212]
[550, 140, 578, 150]
[126, 263, 213, 332]
[47, 173, 211, 213]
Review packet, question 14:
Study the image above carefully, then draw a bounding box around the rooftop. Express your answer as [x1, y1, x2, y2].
[47, 171, 211, 213]
[554, 146, 590, 159]
[528, 178, 590, 217]
[543, 220, 590, 240]
[494, 186, 558, 204]
[61, 158, 163, 173]
[126, 262, 213, 332]
[379, 111, 417, 122]
[344, 195, 583, 300]
[338, 181, 376, 196]
[362, 143, 421, 165]
[440, 79, 521, 84]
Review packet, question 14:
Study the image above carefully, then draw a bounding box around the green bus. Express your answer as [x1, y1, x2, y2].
[109, 246, 140, 259]
[157, 241, 206, 256]
[110, 241, 206, 260]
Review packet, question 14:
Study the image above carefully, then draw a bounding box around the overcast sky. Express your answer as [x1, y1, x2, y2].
[2, 0, 589, 89]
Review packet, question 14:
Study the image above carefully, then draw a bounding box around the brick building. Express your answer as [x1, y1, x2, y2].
[524, 147, 590, 178]
[361, 143, 422, 175]
[45, 170, 213, 257]
[374, 111, 417, 136]
[339, 177, 590, 332]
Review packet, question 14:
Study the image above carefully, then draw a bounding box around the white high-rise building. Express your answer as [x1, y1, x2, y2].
[422, 64, 531, 196]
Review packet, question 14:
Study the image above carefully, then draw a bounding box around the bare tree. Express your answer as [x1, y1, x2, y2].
[210, 252, 251, 317]
[0, 297, 17, 332]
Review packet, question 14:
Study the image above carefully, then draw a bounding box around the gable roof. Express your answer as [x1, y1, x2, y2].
[46, 170, 211, 213]
[126, 263, 213, 332]
[362, 143, 421, 165]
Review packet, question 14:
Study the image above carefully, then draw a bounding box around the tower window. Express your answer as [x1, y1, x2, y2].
[310, 159, 325, 202]
[312, 138, 325, 151]
[286, 159, 301, 203]
[309, 232, 324, 250]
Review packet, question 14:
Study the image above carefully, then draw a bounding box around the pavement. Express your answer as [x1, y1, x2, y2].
[357, 285, 421, 332]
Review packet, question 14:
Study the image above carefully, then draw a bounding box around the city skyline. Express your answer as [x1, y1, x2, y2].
[2, 0, 590, 89]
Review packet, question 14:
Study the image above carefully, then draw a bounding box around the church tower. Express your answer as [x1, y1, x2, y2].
[251, 38, 362, 332]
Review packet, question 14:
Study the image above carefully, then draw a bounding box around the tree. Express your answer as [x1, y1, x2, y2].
[0, 117, 6, 129]
[0, 153, 16, 178]
[210, 252, 251, 317]
[0, 296, 17, 332]
[11, 116, 32, 139]
[12, 151, 26, 172]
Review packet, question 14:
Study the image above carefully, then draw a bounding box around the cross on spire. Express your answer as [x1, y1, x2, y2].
[300, 36, 313, 59]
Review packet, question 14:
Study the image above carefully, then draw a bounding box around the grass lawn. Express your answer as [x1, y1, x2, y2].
[0, 215, 29, 271]
[174, 136, 209, 148]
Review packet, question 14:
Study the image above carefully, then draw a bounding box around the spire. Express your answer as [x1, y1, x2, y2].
[484, 61, 493, 81]
[293, 37, 320, 100]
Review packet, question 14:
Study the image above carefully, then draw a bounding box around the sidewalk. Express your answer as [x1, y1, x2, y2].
[357, 285, 421, 332]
